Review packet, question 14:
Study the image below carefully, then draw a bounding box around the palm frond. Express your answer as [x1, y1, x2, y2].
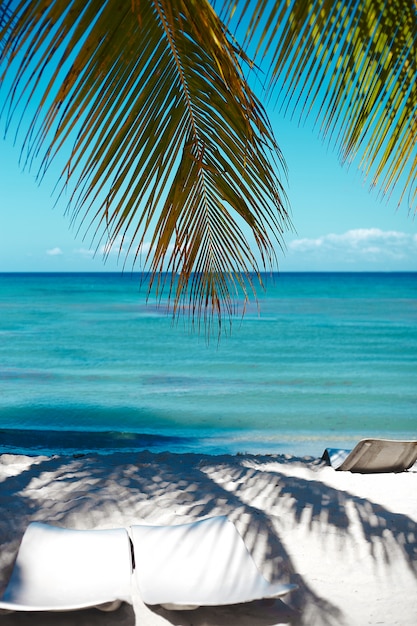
[223, 0, 417, 212]
[0, 0, 290, 334]
[0, 1, 14, 55]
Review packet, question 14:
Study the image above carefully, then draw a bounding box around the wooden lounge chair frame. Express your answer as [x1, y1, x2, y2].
[322, 438, 417, 473]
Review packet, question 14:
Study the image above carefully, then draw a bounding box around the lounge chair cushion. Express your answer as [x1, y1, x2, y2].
[0, 523, 133, 611]
[130, 515, 296, 608]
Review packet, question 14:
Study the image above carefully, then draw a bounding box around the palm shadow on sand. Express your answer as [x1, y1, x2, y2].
[0, 451, 416, 626]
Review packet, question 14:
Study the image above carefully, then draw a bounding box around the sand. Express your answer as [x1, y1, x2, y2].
[0, 450, 416, 626]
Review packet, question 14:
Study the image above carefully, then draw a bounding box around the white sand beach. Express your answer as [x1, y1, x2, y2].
[0, 450, 416, 626]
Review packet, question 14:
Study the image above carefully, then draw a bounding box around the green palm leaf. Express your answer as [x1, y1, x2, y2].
[221, 0, 416, 211]
[0, 0, 290, 333]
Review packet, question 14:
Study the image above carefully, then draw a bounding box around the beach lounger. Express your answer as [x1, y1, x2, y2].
[0, 516, 296, 613]
[130, 515, 297, 609]
[322, 438, 417, 473]
[0, 523, 133, 612]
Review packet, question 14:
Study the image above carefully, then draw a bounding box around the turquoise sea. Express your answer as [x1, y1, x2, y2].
[0, 272, 416, 457]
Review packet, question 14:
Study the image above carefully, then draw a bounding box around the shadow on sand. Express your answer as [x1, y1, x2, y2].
[0, 451, 416, 625]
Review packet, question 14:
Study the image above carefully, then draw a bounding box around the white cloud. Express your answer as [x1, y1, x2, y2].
[286, 228, 416, 269]
[46, 247, 63, 256]
[74, 247, 95, 258]
[289, 228, 413, 255]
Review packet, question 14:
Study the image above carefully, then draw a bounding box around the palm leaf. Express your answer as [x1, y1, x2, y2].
[0, 1, 14, 55]
[0, 0, 290, 333]
[221, 0, 416, 212]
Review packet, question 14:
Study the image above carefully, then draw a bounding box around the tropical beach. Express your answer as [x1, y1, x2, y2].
[0, 449, 416, 626]
[0, 269, 416, 626]
[1, 1, 416, 624]
[1, 272, 416, 624]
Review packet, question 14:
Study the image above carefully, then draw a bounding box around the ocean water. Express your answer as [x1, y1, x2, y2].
[0, 272, 416, 457]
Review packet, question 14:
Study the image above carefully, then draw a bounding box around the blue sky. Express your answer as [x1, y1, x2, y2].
[1, 101, 416, 273]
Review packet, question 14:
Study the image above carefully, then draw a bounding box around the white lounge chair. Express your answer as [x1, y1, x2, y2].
[322, 438, 417, 473]
[0, 523, 133, 612]
[0, 517, 296, 613]
[131, 515, 297, 609]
